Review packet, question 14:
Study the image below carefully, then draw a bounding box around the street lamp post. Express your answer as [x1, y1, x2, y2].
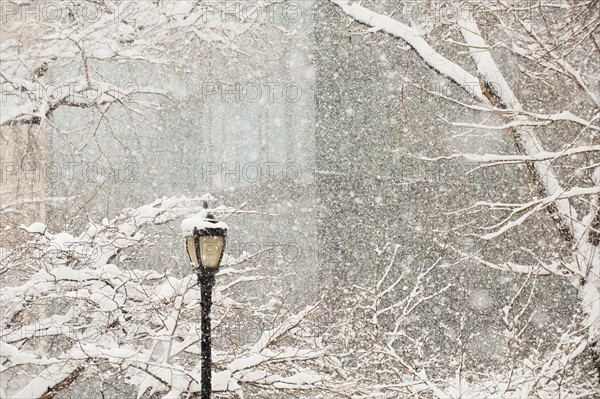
[183, 205, 227, 399]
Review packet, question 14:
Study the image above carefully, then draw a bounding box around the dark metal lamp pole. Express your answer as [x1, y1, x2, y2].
[196, 231, 216, 399]
[184, 207, 227, 399]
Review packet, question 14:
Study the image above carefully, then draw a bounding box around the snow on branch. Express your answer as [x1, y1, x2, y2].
[1, 77, 168, 126]
[1, 0, 270, 126]
[433, 186, 599, 244]
[411, 80, 600, 130]
[439, 116, 600, 131]
[415, 145, 600, 164]
[458, 10, 579, 244]
[0, 197, 350, 398]
[329, 0, 486, 102]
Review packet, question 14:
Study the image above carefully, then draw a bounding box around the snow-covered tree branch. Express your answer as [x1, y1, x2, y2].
[329, 0, 599, 394]
[1, 0, 270, 126]
[1, 197, 351, 398]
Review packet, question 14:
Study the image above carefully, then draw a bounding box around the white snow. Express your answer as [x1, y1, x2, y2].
[48, 266, 96, 281]
[89, 292, 121, 312]
[118, 222, 136, 236]
[49, 232, 77, 250]
[0, 247, 8, 262]
[22, 222, 47, 234]
[11, 364, 80, 399]
[469, 289, 493, 311]
[0, 342, 55, 366]
[181, 213, 228, 236]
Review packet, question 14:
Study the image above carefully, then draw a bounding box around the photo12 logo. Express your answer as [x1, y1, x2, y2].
[196, 1, 309, 26]
[1, 161, 139, 185]
[1, 81, 138, 106]
[1, 1, 139, 25]
[201, 162, 307, 185]
[199, 80, 341, 104]
[201, 82, 304, 104]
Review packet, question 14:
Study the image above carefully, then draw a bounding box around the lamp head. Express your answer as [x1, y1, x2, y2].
[183, 209, 227, 270]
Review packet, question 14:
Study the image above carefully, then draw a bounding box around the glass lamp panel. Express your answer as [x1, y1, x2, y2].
[200, 236, 224, 268]
[186, 236, 199, 267]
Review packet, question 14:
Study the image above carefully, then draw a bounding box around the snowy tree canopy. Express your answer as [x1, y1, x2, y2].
[1, 0, 599, 398]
